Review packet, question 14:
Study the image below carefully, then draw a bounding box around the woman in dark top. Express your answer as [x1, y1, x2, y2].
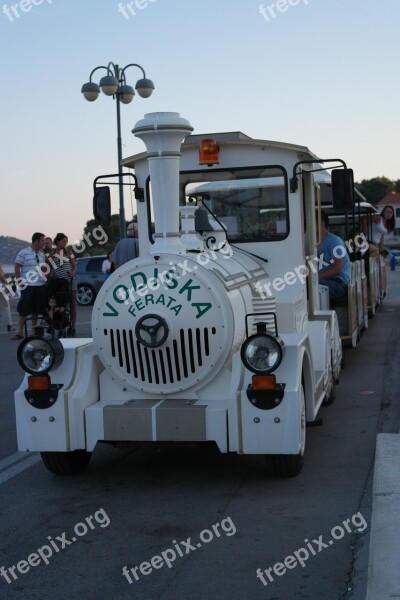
[52, 233, 77, 335]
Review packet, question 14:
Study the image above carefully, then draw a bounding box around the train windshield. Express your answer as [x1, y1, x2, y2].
[181, 166, 289, 242]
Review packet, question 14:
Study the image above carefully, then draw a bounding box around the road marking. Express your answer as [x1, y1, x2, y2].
[0, 451, 41, 485]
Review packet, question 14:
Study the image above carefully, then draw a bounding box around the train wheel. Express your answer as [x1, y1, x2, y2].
[351, 331, 358, 349]
[40, 450, 92, 475]
[268, 386, 305, 477]
[323, 375, 336, 405]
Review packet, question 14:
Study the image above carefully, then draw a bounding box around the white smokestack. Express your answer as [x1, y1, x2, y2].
[132, 112, 193, 255]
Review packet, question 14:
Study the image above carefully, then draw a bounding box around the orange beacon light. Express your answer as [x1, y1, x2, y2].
[199, 138, 219, 166]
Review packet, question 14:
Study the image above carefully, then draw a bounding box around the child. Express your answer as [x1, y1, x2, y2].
[47, 295, 65, 330]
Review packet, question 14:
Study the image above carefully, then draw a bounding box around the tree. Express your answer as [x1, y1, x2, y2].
[355, 177, 394, 204]
[75, 214, 121, 257]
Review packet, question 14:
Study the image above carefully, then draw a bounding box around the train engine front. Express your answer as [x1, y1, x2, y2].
[15, 111, 321, 476]
[89, 112, 280, 454]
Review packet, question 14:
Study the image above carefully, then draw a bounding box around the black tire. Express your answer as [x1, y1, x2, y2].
[76, 285, 95, 306]
[323, 373, 336, 406]
[267, 385, 305, 477]
[269, 453, 304, 477]
[40, 450, 92, 475]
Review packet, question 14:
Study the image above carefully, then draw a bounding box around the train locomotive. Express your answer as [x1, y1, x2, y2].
[15, 111, 354, 476]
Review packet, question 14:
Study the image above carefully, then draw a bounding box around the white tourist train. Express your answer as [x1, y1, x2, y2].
[15, 111, 370, 477]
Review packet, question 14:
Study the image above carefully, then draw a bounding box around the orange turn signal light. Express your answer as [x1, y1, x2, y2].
[199, 138, 219, 165]
[28, 375, 51, 391]
[252, 374, 276, 391]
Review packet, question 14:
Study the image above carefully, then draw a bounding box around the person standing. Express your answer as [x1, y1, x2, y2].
[12, 232, 47, 339]
[51, 234, 77, 336]
[43, 237, 53, 254]
[112, 222, 139, 269]
[370, 215, 387, 257]
[363, 206, 395, 257]
[0, 264, 16, 332]
[102, 250, 113, 278]
[380, 205, 395, 237]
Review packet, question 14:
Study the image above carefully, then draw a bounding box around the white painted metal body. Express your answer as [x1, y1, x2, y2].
[15, 112, 341, 465]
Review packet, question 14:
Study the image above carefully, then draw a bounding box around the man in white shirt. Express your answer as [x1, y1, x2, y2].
[12, 232, 47, 339]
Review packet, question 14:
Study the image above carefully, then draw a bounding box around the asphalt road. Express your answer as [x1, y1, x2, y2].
[1, 274, 399, 600]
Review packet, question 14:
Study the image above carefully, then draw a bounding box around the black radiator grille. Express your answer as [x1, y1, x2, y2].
[103, 327, 217, 385]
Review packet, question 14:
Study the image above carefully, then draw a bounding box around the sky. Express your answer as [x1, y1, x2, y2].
[1, 0, 399, 246]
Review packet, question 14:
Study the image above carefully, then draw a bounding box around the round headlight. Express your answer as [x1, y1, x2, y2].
[17, 337, 64, 375]
[241, 333, 284, 374]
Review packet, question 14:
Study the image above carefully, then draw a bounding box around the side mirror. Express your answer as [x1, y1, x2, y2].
[331, 168, 354, 210]
[194, 208, 214, 232]
[93, 186, 111, 226]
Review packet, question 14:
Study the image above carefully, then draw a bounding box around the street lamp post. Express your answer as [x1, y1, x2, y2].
[81, 62, 154, 239]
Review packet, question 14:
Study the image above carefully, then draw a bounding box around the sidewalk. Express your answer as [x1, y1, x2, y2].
[366, 435, 400, 599]
[366, 269, 400, 600]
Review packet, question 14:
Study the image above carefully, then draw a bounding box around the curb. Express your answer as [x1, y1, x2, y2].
[366, 433, 400, 599]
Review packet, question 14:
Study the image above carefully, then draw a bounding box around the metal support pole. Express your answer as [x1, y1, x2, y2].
[115, 65, 126, 239]
[82, 61, 154, 241]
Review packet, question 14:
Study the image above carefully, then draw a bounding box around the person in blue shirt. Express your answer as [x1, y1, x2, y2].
[318, 212, 350, 302]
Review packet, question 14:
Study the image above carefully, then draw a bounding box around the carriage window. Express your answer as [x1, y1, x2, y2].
[181, 166, 288, 242]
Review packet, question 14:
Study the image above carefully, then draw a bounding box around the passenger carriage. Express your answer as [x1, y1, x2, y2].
[315, 181, 387, 347]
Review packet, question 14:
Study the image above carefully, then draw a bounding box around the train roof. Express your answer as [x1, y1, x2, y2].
[182, 131, 315, 155]
[122, 131, 319, 169]
[322, 201, 380, 218]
